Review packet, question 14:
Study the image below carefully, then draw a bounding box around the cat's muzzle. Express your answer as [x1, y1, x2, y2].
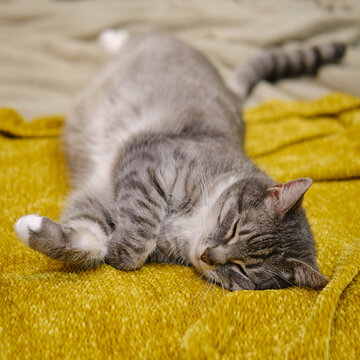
[200, 249, 211, 265]
[200, 246, 228, 266]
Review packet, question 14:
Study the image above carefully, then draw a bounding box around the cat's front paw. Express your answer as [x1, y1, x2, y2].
[14, 215, 43, 246]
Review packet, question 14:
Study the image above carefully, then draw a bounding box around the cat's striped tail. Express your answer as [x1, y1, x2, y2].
[229, 43, 346, 99]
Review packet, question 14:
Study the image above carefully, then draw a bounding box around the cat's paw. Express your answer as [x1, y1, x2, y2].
[98, 29, 129, 55]
[14, 215, 43, 246]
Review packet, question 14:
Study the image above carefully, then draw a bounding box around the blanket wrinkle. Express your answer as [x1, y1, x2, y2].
[1, 92, 360, 359]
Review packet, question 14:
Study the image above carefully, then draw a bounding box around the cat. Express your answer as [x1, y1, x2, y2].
[15, 31, 345, 291]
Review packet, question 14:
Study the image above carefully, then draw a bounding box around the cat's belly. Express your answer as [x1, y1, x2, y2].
[82, 105, 167, 189]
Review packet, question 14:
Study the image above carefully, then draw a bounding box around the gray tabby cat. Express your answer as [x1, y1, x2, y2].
[15, 31, 345, 291]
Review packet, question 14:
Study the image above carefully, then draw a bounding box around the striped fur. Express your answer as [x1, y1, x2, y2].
[15, 32, 341, 291]
[229, 42, 345, 98]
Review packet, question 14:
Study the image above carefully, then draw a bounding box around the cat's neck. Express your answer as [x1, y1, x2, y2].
[155, 171, 241, 266]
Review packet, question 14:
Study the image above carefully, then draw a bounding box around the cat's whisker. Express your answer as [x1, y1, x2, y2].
[192, 278, 214, 314]
[207, 270, 225, 295]
[189, 277, 212, 304]
[263, 268, 296, 288]
[184, 271, 207, 283]
[262, 268, 281, 289]
[209, 279, 217, 303]
[191, 283, 211, 314]
[217, 273, 227, 296]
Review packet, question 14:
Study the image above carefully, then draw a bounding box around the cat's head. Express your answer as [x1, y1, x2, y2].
[193, 177, 328, 291]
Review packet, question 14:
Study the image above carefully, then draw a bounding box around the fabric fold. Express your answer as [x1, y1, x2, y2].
[1, 93, 359, 359]
[245, 93, 360, 182]
[0, 108, 63, 138]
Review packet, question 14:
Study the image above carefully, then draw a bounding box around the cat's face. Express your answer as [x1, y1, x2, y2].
[194, 178, 328, 291]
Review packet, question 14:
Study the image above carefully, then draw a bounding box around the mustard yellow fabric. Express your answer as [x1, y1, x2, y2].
[1, 93, 359, 359]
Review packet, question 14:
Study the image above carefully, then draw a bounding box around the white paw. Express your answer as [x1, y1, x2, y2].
[98, 29, 129, 55]
[15, 215, 43, 246]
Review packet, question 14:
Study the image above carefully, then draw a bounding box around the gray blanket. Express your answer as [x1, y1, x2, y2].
[1, 0, 360, 119]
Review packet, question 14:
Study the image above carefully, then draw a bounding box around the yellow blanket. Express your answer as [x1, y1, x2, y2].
[1, 93, 359, 359]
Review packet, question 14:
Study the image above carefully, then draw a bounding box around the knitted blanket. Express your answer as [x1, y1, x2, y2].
[1, 93, 359, 359]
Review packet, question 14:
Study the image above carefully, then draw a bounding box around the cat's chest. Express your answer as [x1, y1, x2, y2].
[152, 212, 202, 265]
[152, 175, 240, 265]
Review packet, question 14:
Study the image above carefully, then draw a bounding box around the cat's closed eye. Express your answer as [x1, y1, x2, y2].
[232, 263, 248, 277]
[226, 220, 255, 245]
[225, 219, 239, 242]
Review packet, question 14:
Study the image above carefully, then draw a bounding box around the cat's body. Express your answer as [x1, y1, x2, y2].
[15, 32, 345, 290]
[65, 32, 249, 270]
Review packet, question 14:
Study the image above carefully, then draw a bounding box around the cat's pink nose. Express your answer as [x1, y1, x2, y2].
[200, 249, 211, 265]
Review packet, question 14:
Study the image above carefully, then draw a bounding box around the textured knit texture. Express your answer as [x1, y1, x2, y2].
[1, 92, 360, 359]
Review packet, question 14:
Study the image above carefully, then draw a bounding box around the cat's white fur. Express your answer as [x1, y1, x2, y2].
[15, 214, 43, 246]
[99, 29, 129, 55]
[189, 175, 239, 273]
[68, 219, 108, 257]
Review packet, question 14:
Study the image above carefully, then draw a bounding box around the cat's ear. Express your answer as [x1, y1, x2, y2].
[265, 178, 312, 218]
[289, 259, 329, 290]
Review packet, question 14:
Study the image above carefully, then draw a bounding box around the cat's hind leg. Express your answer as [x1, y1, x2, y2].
[14, 188, 114, 269]
[15, 215, 108, 269]
[98, 29, 129, 55]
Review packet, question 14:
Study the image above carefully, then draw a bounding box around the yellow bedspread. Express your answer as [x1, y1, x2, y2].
[1, 93, 359, 359]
